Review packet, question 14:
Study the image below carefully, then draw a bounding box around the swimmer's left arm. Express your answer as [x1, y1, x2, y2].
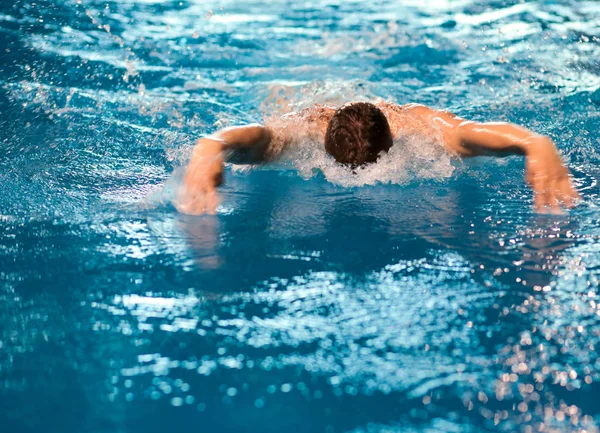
[406, 104, 580, 212]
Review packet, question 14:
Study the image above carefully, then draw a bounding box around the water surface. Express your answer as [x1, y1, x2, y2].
[1, 1, 600, 432]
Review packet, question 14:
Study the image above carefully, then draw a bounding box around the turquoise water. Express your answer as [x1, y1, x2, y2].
[1, 1, 600, 432]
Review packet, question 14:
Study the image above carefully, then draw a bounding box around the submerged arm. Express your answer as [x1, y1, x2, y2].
[406, 104, 580, 212]
[177, 124, 271, 215]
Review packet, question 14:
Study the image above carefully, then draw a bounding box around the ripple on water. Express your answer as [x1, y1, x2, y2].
[1, 0, 600, 432]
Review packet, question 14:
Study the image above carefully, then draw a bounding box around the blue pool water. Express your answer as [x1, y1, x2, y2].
[1, 0, 600, 432]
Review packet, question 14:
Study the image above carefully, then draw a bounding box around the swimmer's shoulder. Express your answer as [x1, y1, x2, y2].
[263, 104, 336, 159]
[380, 102, 456, 125]
[376, 100, 405, 112]
[377, 101, 430, 115]
[400, 103, 459, 121]
[298, 104, 337, 122]
[377, 102, 448, 141]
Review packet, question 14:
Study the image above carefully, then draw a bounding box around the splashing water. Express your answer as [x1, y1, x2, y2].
[289, 133, 456, 188]
[1, 1, 600, 433]
[260, 90, 456, 188]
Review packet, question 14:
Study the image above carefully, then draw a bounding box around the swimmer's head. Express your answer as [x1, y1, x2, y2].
[324, 102, 393, 166]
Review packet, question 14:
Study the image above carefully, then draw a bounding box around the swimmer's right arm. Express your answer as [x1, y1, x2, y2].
[406, 104, 580, 212]
[177, 124, 271, 215]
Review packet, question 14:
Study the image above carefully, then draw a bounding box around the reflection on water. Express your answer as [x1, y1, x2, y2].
[1, 0, 600, 432]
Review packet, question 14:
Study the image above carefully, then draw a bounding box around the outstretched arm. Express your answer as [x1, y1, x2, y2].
[406, 105, 580, 212]
[177, 124, 271, 215]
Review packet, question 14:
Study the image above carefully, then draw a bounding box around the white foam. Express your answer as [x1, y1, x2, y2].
[261, 107, 457, 187]
[255, 82, 457, 186]
[287, 133, 457, 188]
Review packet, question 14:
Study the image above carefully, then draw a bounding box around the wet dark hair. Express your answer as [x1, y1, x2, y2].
[324, 102, 393, 166]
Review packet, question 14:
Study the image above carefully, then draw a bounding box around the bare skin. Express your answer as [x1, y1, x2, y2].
[176, 102, 580, 215]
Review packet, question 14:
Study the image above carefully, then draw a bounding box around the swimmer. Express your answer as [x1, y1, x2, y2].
[177, 101, 580, 215]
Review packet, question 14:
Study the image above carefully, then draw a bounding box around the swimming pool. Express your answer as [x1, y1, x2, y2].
[1, 0, 600, 432]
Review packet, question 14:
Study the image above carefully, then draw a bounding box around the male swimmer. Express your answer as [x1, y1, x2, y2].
[176, 101, 580, 215]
